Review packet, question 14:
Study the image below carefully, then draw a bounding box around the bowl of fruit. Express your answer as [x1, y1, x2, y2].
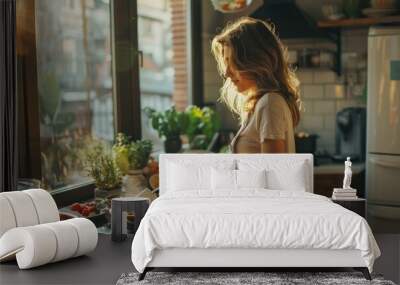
[70, 201, 97, 217]
[68, 200, 109, 227]
[211, 0, 253, 13]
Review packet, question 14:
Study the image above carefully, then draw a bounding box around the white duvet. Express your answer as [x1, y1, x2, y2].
[131, 190, 380, 273]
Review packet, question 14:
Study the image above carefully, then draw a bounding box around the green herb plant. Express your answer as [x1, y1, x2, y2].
[113, 133, 153, 174]
[85, 142, 122, 190]
[185, 106, 220, 149]
[144, 106, 188, 140]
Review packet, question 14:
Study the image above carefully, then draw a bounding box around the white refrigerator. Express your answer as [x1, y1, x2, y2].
[366, 27, 400, 224]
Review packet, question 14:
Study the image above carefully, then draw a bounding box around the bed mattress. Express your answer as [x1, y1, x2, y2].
[131, 190, 380, 273]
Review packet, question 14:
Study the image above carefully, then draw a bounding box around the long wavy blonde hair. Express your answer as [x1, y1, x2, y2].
[211, 17, 301, 126]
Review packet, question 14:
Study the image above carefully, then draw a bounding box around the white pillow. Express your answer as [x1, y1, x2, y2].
[167, 160, 235, 191]
[211, 168, 236, 190]
[266, 166, 307, 191]
[237, 159, 309, 191]
[237, 169, 267, 188]
[211, 168, 267, 190]
[167, 162, 209, 191]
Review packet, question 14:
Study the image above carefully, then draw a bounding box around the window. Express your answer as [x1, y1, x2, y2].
[35, 0, 114, 190]
[16, 0, 196, 202]
[138, 0, 190, 151]
[34, 0, 114, 191]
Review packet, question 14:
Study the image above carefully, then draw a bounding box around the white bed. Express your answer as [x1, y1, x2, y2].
[131, 154, 380, 281]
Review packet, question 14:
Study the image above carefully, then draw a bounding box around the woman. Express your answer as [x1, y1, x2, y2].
[212, 17, 301, 153]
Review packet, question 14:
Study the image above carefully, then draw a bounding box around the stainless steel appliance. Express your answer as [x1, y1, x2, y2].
[334, 107, 366, 162]
[366, 27, 400, 225]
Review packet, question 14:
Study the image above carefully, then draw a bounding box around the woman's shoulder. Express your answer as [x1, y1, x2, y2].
[255, 92, 287, 110]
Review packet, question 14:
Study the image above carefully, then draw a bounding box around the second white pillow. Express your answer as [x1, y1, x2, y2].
[237, 169, 267, 189]
[211, 168, 267, 190]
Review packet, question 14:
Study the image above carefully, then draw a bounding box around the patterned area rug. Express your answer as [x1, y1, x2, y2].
[116, 271, 395, 285]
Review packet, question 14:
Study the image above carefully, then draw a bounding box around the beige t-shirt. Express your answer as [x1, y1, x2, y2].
[230, 93, 295, 153]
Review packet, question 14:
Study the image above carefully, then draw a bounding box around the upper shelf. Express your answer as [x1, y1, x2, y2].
[317, 15, 400, 28]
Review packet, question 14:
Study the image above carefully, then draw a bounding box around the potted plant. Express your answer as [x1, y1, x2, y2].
[185, 106, 220, 150]
[84, 142, 122, 201]
[113, 133, 153, 196]
[144, 106, 188, 153]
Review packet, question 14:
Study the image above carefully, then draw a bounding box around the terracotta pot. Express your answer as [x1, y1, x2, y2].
[123, 170, 148, 196]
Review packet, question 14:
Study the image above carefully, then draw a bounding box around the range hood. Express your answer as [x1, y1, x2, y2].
[251, 0, 327, 39]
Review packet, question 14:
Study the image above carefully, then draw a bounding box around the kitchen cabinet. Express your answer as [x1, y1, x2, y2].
[317, 15, 400, 76]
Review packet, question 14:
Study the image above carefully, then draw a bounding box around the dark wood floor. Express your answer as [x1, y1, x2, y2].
[0, 234, 134, 285]
[1, 234, 399, 285]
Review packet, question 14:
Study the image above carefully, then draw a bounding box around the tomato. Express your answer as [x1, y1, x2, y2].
[148, 160, 159, 175]
[70, 202, 82, 212]
[221, 3, 230, 10]
[81, 207, 91, 217]
[87, 205, 96, 213]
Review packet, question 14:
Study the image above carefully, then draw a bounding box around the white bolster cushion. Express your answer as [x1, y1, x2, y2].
[65, 218, 98, 257]
[24, 189, 59, 224]
[42, 222, 79, 262]
[0, 218, 98, 269]
[0, 225, 57, 269]
[0, 189, 59, 238]
[0, 191, 39, 228]
[0, 196, 17, 237]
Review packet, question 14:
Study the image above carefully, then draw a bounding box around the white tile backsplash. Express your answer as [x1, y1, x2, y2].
[313, 100, 336, 115]
[325, 84, 346, 99]
[301, 115, 324, 131]
[290, 29, 369, 154]
[296, 70, 313, 84]
[315, 71, 337, 84]
[302, 84, 324, 99]
[323, 115, 336, 130]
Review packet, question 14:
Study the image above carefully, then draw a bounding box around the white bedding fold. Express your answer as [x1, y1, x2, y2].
[131, 190, 380, 273]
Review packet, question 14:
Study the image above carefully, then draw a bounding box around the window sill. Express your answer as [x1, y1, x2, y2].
[52, 182, 95, 209]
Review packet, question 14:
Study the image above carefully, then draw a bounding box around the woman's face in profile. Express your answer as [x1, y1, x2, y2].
[223, 45, 256, 94]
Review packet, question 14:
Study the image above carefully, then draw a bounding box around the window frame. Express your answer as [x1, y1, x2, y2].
[16, 0, 141, 206]
[16, 0, 201, 207]
[188, 0, 203, 107]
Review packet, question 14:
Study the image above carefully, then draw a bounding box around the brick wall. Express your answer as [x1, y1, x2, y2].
[170, 0, 188, 111]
